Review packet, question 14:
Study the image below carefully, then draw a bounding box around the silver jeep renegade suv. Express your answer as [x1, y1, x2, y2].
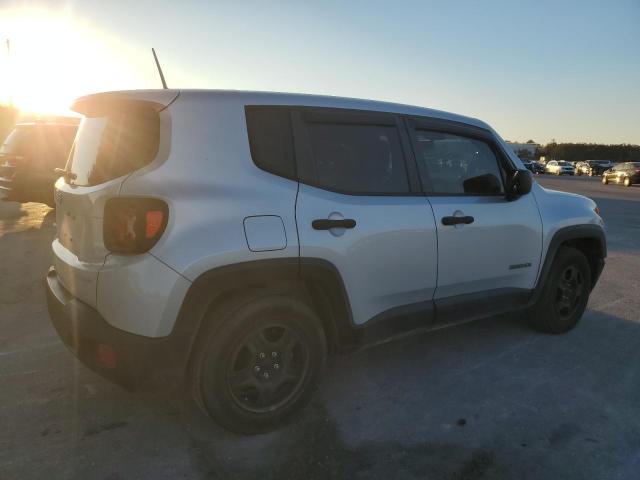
[46, 89, 606, 434]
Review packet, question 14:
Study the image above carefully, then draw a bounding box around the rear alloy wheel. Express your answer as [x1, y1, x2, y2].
[193, 296, 326, 434]
[528, 246, 591, 334]
[624, 176, 631, 187]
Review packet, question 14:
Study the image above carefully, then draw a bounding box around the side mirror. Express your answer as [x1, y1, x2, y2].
[506, 169, 533, 200]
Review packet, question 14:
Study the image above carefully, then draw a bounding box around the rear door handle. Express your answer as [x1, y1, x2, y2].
[441, 216, 474, 226]
[312, 219, 356, 230]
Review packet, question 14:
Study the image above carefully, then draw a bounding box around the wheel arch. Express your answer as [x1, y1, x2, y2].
[531, 224, 606, 305]
[170, 258, 356, 376]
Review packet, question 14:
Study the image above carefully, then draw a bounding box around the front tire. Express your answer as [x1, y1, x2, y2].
[602, 176, 608, 185]
[192, 296, 326, 434]
[624, 176, 631, 187]
[528, 247, 591, 334]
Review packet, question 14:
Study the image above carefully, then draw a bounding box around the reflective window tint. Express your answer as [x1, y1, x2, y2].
[412, 130, 504, 195]
[69, 108, 159, 186]
[307, 123, 409, 194]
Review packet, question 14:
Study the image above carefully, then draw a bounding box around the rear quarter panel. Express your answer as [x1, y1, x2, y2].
[118, 93, 300, 281]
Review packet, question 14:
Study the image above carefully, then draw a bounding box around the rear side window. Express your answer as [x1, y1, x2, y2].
[411, 130, 504, 195]
[245, 106, 296, 180]
[306, 123, 409, 194]
[68, 108, 159, 186]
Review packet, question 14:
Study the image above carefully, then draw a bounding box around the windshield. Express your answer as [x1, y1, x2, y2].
[0, 126, 33, 156]
[557, 161, 570, 166]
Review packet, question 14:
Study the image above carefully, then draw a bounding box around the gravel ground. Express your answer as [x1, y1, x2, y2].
[1, 175, 639, 480]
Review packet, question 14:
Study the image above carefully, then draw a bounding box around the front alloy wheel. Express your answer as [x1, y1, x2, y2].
[554, 265, 585, 321]
[528, 246, 591, 334]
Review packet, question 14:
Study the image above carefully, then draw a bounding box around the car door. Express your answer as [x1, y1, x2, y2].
[294, 107, 438, 327]
[405, 117, 543, 322]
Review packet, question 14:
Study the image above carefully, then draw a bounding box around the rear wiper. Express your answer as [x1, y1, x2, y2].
[55, 167, 77, 182]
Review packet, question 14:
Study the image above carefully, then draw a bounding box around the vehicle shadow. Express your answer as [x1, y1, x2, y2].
[176, 308, 640, 480]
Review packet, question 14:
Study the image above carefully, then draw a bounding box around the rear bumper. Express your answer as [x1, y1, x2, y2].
[45, 267, 187, 389]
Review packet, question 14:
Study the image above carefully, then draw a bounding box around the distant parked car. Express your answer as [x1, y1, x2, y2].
[602, 162, 640, 187]
[0, 122, 77, 206]
[521, 159, 533, 171]
[530, 161, 546, 174]
[576, 160, 612, 176]
[545, 160, 575, 175]
[521, 160, 545, 175]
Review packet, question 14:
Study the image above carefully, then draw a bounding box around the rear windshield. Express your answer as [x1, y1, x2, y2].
[557, 161, 569, 166]
[68, 108, 159, 186]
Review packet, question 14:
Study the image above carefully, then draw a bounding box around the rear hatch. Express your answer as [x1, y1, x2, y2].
[53, 90, 178, 306]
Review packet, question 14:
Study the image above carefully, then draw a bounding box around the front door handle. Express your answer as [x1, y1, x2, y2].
[312, 219, 357, 230]
[441, 215, 474, 226]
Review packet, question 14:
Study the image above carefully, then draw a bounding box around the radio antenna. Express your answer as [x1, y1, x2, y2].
[151, 48, 168, 89]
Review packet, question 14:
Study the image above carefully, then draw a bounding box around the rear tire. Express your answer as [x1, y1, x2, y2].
[528, 247, 591, 334]
[192, 295, 326, 434]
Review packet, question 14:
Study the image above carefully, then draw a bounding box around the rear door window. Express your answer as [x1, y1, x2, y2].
[68, 108, 159, 186]
[304, 122, 410, 194]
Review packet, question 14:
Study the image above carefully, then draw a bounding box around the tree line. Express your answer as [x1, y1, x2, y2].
[538, 142, 640, 163]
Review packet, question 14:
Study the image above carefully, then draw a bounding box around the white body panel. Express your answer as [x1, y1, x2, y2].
[429, 194, 543, 299]
[296, 185, 437, 326]
[97, 254, 191, 337]
[53, 176, 125, 307]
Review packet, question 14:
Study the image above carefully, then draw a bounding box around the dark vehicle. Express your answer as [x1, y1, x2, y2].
[521, 159, 533, 172]
[530, 160, 545, 174]
[576, 160, 613, 176]
[0, 122, 77, 206]
[520, 160, 544, 174]
[602, 162, 640, 187]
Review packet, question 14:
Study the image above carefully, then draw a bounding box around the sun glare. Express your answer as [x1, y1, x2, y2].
[0, 7, 149, 116]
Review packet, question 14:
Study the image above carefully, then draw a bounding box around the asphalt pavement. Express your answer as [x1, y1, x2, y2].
[1, 175, 639, 479]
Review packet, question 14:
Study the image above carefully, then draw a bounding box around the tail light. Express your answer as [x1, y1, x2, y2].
[103, 197, 168, 254]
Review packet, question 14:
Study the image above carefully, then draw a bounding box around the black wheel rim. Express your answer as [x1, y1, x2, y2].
[226, 324, 310, 413]
[554, 265, 585, 320]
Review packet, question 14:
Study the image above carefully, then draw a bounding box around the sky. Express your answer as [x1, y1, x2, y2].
[0, 0, 638, 145]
